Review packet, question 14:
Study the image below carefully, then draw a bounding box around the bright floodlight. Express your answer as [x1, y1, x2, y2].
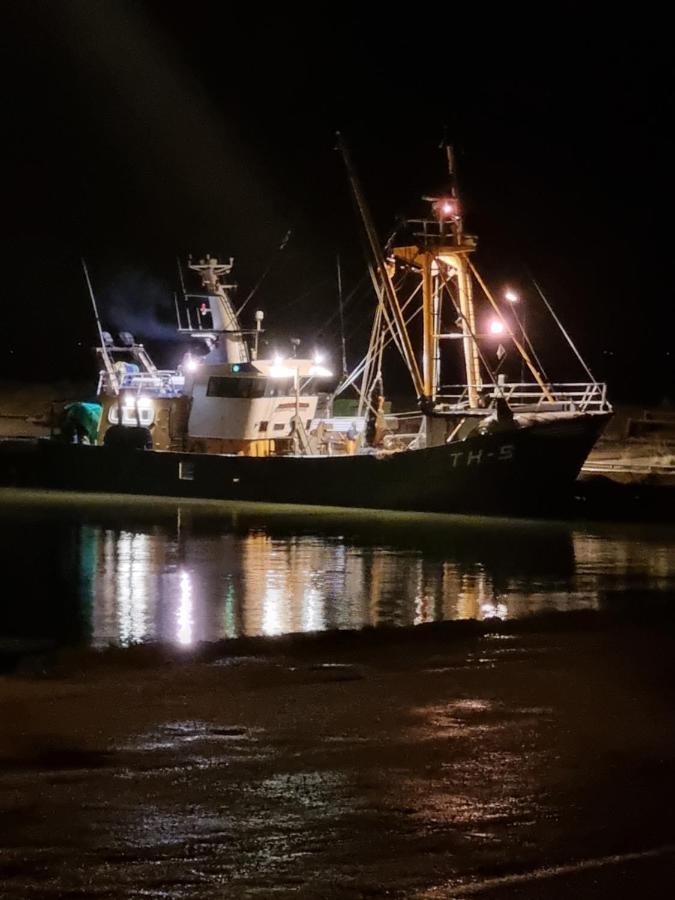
[313, 351, 325, 365]
[184, 355, 200, 373]
[489, 319, 505, 335]
[504, 289, 519, 303]
[270, 356, 294, 378]
[309, 364, 333, 379]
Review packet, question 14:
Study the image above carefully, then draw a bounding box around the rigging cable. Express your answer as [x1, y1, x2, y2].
[235, 229, 292, 318]
[509, 301, 550, 384]
[337, 132, 424, 397]
[337, 280, 424, 398]
[469, 260, 555, 401]
[336, 254, 348, 377]
[528, 272, 598, 384]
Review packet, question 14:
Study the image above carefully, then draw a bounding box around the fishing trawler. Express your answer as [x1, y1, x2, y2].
[0, 144, 611, 514]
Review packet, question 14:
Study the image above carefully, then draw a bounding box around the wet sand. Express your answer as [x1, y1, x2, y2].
[2, 617, 675, 898]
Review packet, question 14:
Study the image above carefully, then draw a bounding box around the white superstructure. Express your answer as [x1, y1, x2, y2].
[94, 257, 344, 456]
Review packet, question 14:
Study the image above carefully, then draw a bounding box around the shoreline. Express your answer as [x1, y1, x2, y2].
[3, 601, 675, 674]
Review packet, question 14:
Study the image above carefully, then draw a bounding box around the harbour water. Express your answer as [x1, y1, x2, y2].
[2, 489, 674, 651]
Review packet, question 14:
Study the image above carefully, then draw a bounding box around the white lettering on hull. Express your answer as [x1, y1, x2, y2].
[448, 444, 515, 468]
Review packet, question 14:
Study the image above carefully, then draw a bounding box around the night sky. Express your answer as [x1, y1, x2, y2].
[3, 3, 674, 402]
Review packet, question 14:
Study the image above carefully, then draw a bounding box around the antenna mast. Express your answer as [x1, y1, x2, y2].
[81, 258, 118, 395]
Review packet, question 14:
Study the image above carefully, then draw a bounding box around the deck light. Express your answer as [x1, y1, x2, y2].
[309, 364, 333, 378]
[310, 350, 332, 378]
[184, 355, 200, 374]
[270, 357, 294, 378]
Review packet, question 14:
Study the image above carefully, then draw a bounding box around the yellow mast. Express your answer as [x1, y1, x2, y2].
[421, 255, 434, 397]
[394, 189, 554, 409]
[455, 252, 482, 397]
[392, 234, 484, 409]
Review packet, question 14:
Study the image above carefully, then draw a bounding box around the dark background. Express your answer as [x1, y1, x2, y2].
[3, 2, 673, 402]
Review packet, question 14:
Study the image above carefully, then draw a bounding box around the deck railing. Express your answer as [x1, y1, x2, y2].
[435, 382, 610, 414]
[97, 370, 185, 397]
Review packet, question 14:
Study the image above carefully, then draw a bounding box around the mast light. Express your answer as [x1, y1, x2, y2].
[489, 319, 506, 335]
[432, 197, 458, 220]
[504, 289, 519, 303]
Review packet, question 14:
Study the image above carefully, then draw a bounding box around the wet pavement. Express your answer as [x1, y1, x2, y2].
[2, 624, 675, 897]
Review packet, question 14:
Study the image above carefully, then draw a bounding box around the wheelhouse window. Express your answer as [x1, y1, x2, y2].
[206, 376, 293, 399]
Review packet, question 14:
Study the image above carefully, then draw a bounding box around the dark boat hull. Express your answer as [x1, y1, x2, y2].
[0, 414, 610, 515]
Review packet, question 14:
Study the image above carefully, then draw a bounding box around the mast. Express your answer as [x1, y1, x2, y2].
[441, 145, 480, 402]
[441, 144, 552, 402]
[81, 258, 119, 395]
[442, 145, 481, 404]
[421, 255, 433, 397]
[188, 256, 249, 364]
[393, 196, 483, 409]
[431, 266, 442, 395]
[455, 251, 482, 401]
[394, 142, 553, 410]
[341, 138, 552, 415]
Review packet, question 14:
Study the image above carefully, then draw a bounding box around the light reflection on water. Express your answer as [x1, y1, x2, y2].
[1, 495, 674, 648]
